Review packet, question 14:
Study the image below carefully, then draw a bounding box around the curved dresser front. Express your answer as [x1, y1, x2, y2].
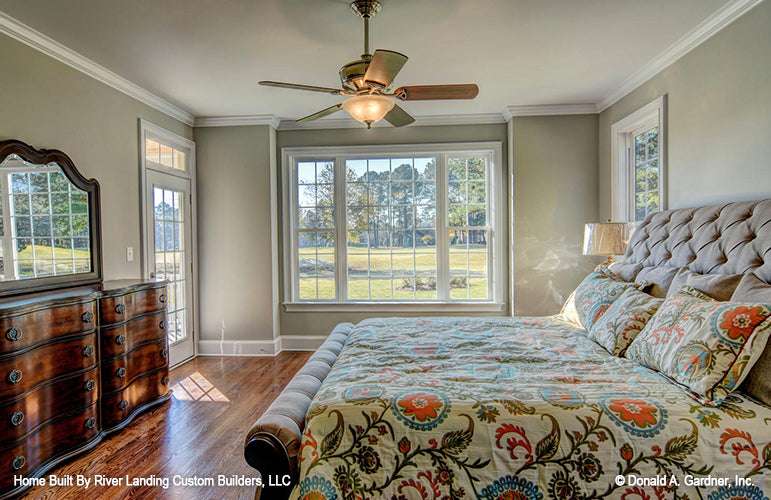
[0, 280, 170, 499]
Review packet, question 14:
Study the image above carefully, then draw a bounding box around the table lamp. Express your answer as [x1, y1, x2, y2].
[583, 222, 637, 267]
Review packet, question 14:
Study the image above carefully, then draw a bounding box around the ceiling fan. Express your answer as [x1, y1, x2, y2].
[259, 0, 479, 128]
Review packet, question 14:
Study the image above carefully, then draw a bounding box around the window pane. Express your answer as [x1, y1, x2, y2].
[145, 139, 161, 164]
[631, 126, 660, 222]
[295, 161, 336, 300]
[342, 156, 438, 301]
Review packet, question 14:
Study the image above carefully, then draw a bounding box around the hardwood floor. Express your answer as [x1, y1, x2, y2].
[18, 352, 311, 500]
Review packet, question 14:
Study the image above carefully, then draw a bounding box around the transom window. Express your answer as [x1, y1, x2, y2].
[284, 143, 503, 306]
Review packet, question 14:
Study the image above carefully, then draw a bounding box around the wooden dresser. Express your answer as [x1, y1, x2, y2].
[0, 280, 170, 499]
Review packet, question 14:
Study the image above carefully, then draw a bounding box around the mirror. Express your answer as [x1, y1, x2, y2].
[0, 140, 102, 296]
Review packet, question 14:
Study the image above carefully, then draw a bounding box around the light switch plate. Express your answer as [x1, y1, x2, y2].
[126, 246, 134, 262]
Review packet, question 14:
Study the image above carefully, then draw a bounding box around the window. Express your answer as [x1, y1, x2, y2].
[283, 143, 503, 309]
[0, 160, 90, 280]
[611, 95, 666, 222]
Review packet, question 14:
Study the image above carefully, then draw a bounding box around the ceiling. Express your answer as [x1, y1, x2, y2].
[0, 0, 732, 121]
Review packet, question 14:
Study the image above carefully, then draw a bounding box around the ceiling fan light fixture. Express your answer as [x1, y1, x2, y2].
[342, 95, 395, 128]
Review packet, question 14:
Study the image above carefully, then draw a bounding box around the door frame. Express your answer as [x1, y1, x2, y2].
[139, 119, 198, 366]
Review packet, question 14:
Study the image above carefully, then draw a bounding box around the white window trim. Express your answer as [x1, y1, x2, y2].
[610, 95, 667, 222]
[138, 119, 199, 358]
[282, 142, 505, 313]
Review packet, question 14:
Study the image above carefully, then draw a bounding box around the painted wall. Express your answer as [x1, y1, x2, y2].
[194, 125, 278, 344]
[599, 0, 771, 220]
[0, 33, 192, 281]
[511, 115, 600, 316]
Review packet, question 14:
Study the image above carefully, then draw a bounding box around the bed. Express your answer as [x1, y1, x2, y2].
[245, 199, 771, 500]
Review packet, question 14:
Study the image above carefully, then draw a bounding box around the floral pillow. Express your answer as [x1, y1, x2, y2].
[625, 286, 771, 405]
[572, 267, 641, 332]
[588, 287, 664, 356]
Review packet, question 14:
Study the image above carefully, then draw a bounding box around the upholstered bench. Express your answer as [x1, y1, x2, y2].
[243, 323, 353, 500]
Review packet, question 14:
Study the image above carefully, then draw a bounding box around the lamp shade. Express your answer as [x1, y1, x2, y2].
[342, 95, 395, 127]
[583, 222, 637, 256]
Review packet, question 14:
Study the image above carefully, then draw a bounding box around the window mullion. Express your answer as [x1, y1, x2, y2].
[334, 157, 347, 301]
[436, 153, 449, 301]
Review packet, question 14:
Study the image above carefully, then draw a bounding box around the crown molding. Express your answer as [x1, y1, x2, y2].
[276, 112, 507, 130]
[0, 11, 195, 126]
[193, 115, 281, 129]
[596, 0, 764, 112]
[502, 104, 598, 121]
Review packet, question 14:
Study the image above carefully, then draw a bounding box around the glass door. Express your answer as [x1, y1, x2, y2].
[145, 170, 194, 365]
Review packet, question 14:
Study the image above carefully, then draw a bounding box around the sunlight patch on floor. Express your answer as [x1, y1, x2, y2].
[171, 372, 230, 402]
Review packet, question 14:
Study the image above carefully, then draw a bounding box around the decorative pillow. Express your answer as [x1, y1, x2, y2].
[608, 261, 643, 282]
[588, 287, 664, 356]
[625, 286, 771, 405]
[666, 268, 742, 301]
[635, 266, 681, 298]
[731, 273, 771, 405]
[572, 268, 641, 332]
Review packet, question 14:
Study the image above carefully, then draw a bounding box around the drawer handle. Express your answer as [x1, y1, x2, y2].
[6, 327, 22, 342]
[12, 455, 25, 470]
[117, 367, 126, 378]
[83, 345, 94, 357]
[7, 369, 22, 384]
[159, 320, 166, 330]
[160, 348, 167, 359]
[85, 379, 96, 392]
[85, 417, 96, 429]
[116, 335, 126, 345]
[115, 303, 126, 315]
[11, 411, 24, 426]
[162, 376, 169, 385]
[159, 294, 167, 304]
[118, 400, 128, 411]
[81, 311, 94, 323]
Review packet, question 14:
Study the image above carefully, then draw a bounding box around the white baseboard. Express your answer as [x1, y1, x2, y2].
[197, 339, 281, 356]
[197, 335, 327, 356]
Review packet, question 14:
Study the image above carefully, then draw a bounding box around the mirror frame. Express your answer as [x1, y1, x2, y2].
[0, 139, 102, 296]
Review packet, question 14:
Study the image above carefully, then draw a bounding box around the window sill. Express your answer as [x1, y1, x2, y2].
[283, 301, 506, 313]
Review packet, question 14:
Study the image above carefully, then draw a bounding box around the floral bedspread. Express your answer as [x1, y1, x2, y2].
[291, 317, 771, 500]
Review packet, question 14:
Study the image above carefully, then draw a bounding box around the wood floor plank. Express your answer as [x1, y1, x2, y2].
[17, 352, 311, 500]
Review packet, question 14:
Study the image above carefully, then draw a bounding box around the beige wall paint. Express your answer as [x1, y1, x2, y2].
[511, 115, 600, 316]
[194, 125, 277, 342]
[0, 34, 192, 281]
[599, 1, 771, 220]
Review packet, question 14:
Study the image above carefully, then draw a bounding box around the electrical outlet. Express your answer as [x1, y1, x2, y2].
[126, 246, 134, 262]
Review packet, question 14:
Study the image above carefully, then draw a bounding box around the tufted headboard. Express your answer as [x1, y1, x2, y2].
[620, 199, 771, 284]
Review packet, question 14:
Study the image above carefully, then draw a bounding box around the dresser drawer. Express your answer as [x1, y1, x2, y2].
[100, 285, 167, 326]
[1, 366, 99, 446]
[0, 300, 97, 355]
[0, 334, 97, 400]
[101, 311, 167, 359]
[0, 403, 99, 494]
[102, 367, 169, 430]
[102, 339, 168, 396]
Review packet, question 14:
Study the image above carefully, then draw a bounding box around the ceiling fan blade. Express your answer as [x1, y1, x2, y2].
[296, 103, 344, 123]
[394, 84, 479, 100]
[259, 81, 342, 95]
[383, 104, 415, 127]
[364, 49, 408, 88]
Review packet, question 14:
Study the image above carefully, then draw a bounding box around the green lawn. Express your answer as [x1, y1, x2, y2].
[299, 246, 488, 300]
[15, 244, 90, 276]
